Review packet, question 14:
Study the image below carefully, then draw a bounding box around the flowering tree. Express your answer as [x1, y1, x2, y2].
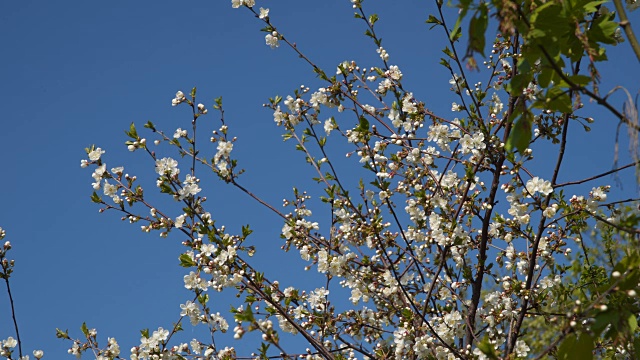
[2, 0, 640, 359]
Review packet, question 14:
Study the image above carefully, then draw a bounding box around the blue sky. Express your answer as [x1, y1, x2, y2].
[1, 1, 639, 358]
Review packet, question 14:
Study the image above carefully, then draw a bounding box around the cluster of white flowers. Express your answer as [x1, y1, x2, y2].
[402, 92, 418, 114]
[180, 300, 201, 325]
[525, 177, 553, 196]
[427, 122, 461, 151]
[276, 314, 299, 335]
[377, 65, 403, 95]
[231, 0, 255, 8]
[449, 73, 465, 92]
[91, 164, 107, 190]
[507, 194, 531, 225]
[324, 118, 336, 135]
[183, 271, 208, 291]
[171, 91, 186, 106]
[66, 4, 637, 357]
[281, 219, 319, 240]
[459, 131, 486, 154]
[307, 287, 329, 310]
[265, 31, 279, 48]
[0, 337, 17, 357]
[102, 180, 120, 203]
[490, 93, 504, 115]
[309, 88, 330, 109]
[173, 128, 187, 139]
[376, 46, 389, 61]
[88, 147, 105, 161]
[177, 174, 201, 200]
[130, 327, 169, 359]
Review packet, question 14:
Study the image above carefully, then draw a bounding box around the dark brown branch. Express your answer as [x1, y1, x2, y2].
[555, 161, 640, 188]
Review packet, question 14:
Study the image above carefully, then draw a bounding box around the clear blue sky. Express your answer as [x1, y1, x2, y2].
[1, 1, 638, 358]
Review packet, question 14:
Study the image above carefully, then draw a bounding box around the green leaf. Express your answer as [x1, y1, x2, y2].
[538, 67, 554, 88]
[198, 293, 209, 306]
[541, 86, 573, 113]
[242, 224, 253, 238]
[618, 269, 640, 291]
[179, 253, 197, 267]
[364, 29, 374, 39]
[477, 337, 499, 359]
[128, 122, 138, 139]
[468, 4, 488, 56]
[583, 0, 608, 13]
[588, 13, 618, 45]
[505, 111, 533, 153]
[401, 308, 413, 319]
[425, 14, 442, 27]
[530, 3, 571, 44]
[449, 0, 471, 42]
[369, 14, 378, 25]
[442, 47, 455, 60]
[628, 313, 638, 334]
[81, 322, 89, 337]
[190, 87, 197, 98]
[557, 334, 576, 360]
[507, 73, 532, 96]
[558, 333, 594, 360]
[439, 58, 452, 70]
[566, 75, 592, 87]
[593, 310, 619, 336]
[55, 328, 71, 339]
[91, 192, 102, 203]
[143, 121, 156, 131]
[357, 116, 369, 133]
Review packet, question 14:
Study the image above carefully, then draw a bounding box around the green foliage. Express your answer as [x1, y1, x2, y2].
[506, 110, 533, 153]
[557, 333, 594, 360]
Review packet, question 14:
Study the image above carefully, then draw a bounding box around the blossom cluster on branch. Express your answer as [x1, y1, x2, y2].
[2, 0, 640, 359]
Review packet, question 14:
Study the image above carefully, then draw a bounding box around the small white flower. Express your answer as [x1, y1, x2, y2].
[377, 47, 389, 61]
[175, 214, 186, 228]
[324, 118, 336, 135]
[3, 337, 17, 348]
[386, 65, 402, 80]
[543, 204, 558, 218]
[172, 91, 186, 106]
[88, 147, 105, 161]
[155, 157, 180, 176]
[173, 128, 188, 139]
[591, 187, 607, 201]
[259, 7, 269, 19]
[265, 31, 279, 48]
[526, 177, 553, 196]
